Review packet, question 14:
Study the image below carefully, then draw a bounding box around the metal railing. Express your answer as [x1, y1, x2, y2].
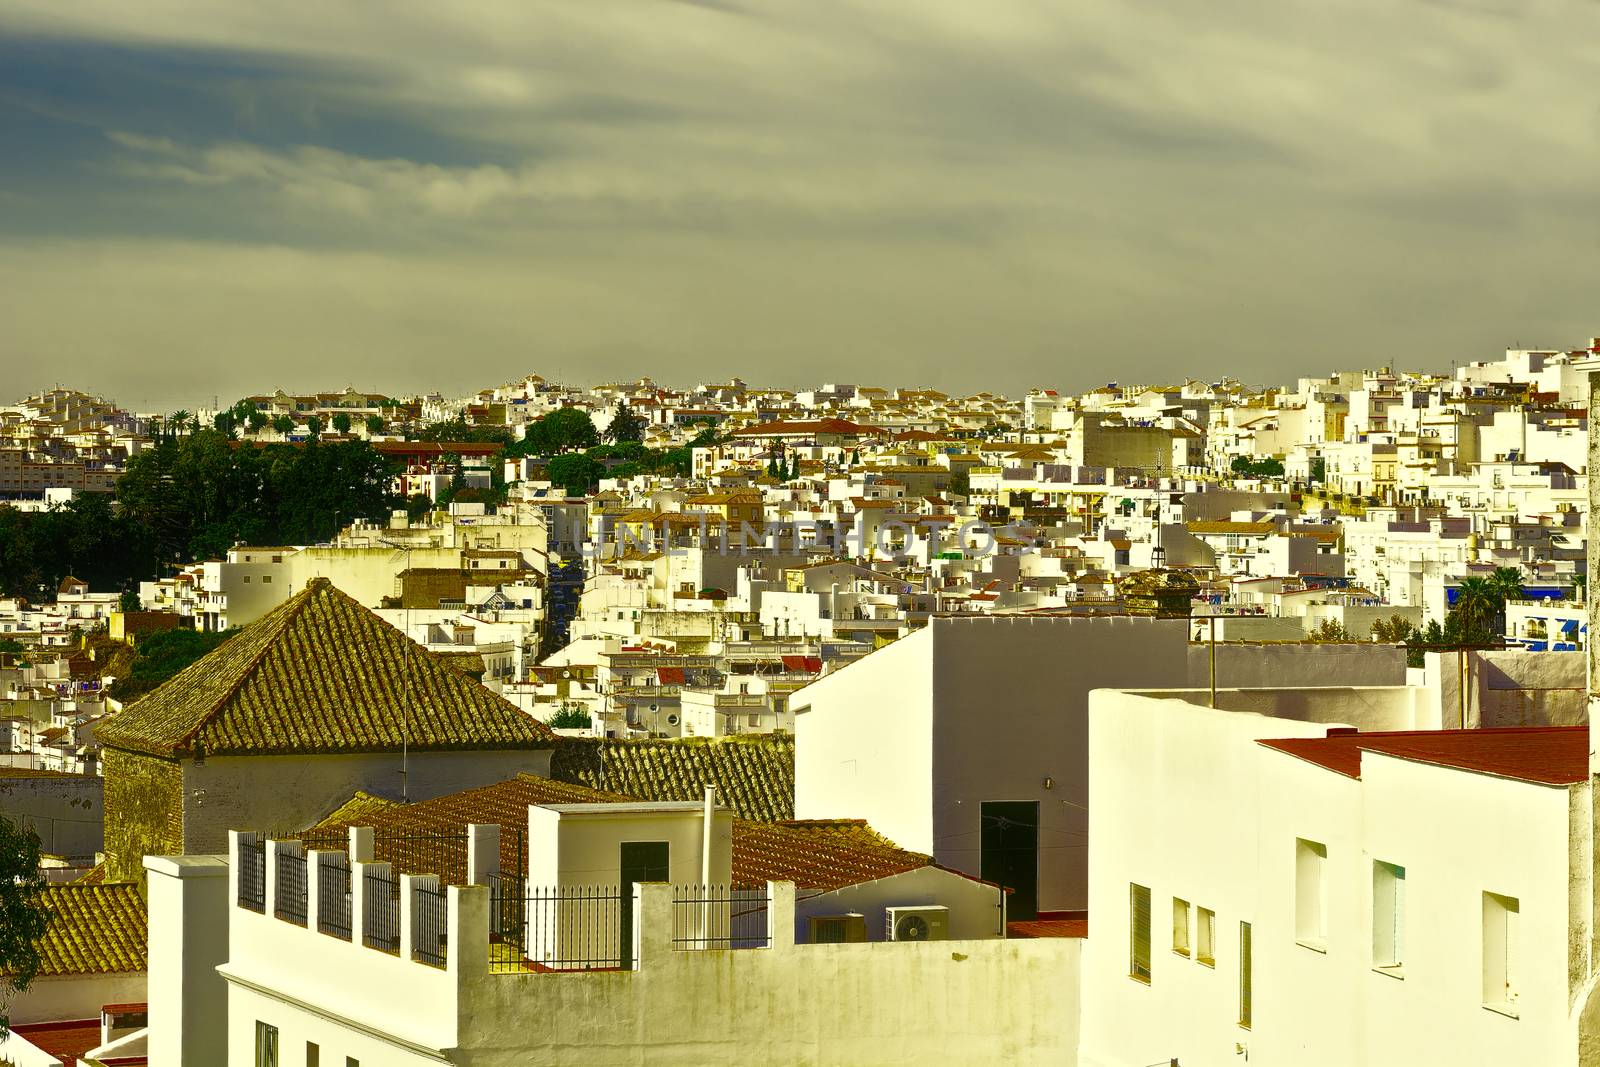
[363, 867, 401, 955]
[488, 876, 629, 973]
[274, 849, 308, 926]
[237, 837, 266, 912]
[317, 852, 352, 940]
[412, 882, 449, 968]
[671, 885, 771, 951]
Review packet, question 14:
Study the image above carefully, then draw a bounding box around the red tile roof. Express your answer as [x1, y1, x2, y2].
[10, 1020, 103, 1066]
[1259, 726, 1587, 786]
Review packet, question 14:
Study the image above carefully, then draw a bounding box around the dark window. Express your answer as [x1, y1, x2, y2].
[980, 801, 1039, 921]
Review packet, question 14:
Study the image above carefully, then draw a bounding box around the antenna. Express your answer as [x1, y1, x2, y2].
[380, 536, 414, 802]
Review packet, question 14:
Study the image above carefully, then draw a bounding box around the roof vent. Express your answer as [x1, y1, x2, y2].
[1325, 726, 1359, 737]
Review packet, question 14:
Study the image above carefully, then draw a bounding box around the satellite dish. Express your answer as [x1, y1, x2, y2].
[648, 703, 659, 712]
[667, 713, 680, 726]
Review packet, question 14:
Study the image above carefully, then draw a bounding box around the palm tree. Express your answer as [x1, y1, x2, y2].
[1486, 566, 1524, 604]
[1450, 577, 1498, 644]
[170, 410, 191, 438]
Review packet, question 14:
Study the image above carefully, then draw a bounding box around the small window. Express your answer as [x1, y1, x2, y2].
[307, 1043, 319, 1067]
[242, 576, 252, 584]
[1239, 922, 1253, 1029]
[1373, 861, 1406, 976]
[262, 575, 272, 584]
[1196, 908, 1216, 966]
[1296, 838, 1327, 950]
[1483, 892, 1520, 1016]
[255, 1022, 279, 1067]
[1130, 883, 1152, 983]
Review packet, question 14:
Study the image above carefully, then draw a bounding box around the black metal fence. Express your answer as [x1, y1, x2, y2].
[363, 866, 401, 955]
[671, 885, 771, 950]
[317, 852, 352, 940]
[275, 848, 308, 926]
[412, 881, 448, 968]
[238, 837, 266, 913]
[488, 876, 628, 973]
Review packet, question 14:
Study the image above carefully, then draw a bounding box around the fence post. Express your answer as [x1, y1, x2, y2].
[633, 882, 673, 971]
[467, 823, 500, 886]
[349, 825, 375, 864]
[351, 860, 371, 947]
[305, 849, 325, 932]
[449, 884, 489, 979]
[228, 830, 256, 909]
[767, 880, 796, 951]
[400, 873, 422, 961]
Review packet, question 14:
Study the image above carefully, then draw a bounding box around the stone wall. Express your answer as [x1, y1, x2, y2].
[102, 747, 185, 883]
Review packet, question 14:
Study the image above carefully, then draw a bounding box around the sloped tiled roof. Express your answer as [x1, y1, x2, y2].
[550, 735, 794, 822]
[96, 578, 553, 758]
[304, 772, 926, 891]
[1260, 726, 1586, 786]
[32, 882, 148, 976]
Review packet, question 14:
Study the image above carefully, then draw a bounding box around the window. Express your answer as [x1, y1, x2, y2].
[1483, 892, 1520, 1016]
[1239, 922, 1253, 1029]
[254, 1022, 279, 1067]
[242, 576, 252, 584]
[263, 575, 273, 584]
[1172, 897, 1191, 957]
[1295, 838, 1327, 950]
[1130, 883, 1152, 983]
[1196, 908, 1216, 966]
[306, 1043, 319, 1067]
[1372, 861, 1406, 976]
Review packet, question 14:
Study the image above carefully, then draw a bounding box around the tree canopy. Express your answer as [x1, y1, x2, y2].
[0, 813, 49, 1035]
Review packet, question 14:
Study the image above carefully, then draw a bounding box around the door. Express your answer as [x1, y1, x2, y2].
[980, 801, 1039, 921]
[619, 841, 669, 967]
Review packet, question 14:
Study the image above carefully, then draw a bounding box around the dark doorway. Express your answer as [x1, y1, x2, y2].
[619, 841, 669, 967]
[980, 801, 1039, 920]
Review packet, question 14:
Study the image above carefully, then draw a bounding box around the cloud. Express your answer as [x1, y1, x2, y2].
[0, 0, 1597, 402]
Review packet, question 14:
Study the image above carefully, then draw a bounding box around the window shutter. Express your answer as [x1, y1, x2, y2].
[1239, 921, 1253, 1029]
[1130, 884, 1152, 982]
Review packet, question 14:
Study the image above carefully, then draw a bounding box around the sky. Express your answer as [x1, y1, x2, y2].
[0, 1, 1597, 410]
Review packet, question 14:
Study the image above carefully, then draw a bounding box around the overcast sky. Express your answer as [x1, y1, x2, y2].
[1, 1, 1597, 410]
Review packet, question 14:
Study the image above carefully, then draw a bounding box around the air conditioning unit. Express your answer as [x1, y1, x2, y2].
[887, 905, 949, 943]
[808, 913, 867, 944]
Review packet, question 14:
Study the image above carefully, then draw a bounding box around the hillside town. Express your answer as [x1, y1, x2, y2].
[3, 337, 1600, 1065]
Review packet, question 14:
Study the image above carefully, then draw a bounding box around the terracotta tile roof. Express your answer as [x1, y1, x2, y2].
[304, 771, 922, 890]
[9, 1019, 105, 1066]
[318, 789, 403, 827]
[549, 735, 795, 822]
[1259, 726, 1587, 786]
[33, 882, 148, 976]
[1007, 916, 1088, 939]
[95, 578, 552, 758]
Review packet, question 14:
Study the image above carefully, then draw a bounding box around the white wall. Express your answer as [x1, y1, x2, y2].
[794, 629, 935, 856]
[795, 865, 1005, 942]
[146, 854, 230, 1067]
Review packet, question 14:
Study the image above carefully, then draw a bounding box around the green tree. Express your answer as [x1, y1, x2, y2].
[548, 703, 592, 729]
[541, 407, 600, 453]
[306, 415, 325, 436]
[0, 637, 23, 657]
[1309, 456, 1327, 484]
[1370, 614, 1415, 644]
[271, 415, 294, 435]
[1307, 619, 1354, 642]
[607, 402, 646, 444]
[947, 470, 971, 497]
[0, 812, 51, 1035]
[365, 414, 384, 435]
[118, 589, 141, 613]
[1450, 577, 1499, 643]
[547, 453, 602, 496]
[331, 412, 352, 434]
[247, 411, 269, 433]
